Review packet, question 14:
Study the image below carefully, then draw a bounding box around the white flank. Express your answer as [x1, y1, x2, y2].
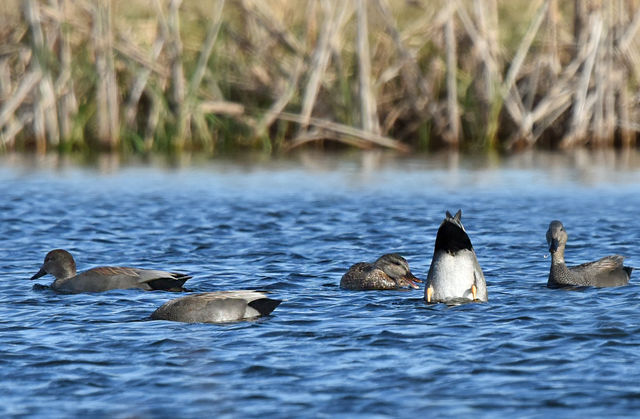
[426, 249, 484, 302]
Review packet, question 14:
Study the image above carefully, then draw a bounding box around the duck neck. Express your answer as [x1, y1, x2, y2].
[550, 247, 565, 265]
[55, 266, 76, 281]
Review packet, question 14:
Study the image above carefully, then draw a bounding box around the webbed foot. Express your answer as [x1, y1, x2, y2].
[426, 286, 433, 303]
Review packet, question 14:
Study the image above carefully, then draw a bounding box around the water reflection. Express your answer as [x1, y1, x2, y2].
[2, 149, 640, 187]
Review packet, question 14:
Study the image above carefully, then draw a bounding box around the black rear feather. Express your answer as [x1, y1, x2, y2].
[434, 220, 473, 254]
[248, 298, 282, 316]
[148, 274, 192, 292]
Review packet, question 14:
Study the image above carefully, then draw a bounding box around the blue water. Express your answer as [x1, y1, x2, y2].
[2, 151, 640, 418]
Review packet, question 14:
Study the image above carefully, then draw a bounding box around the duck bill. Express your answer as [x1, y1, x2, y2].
[30, 267, 46, 280]
[403, 272, 422, 289]
[548, 239, 559, 253]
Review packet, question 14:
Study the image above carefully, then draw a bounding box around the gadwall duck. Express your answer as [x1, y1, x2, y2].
[546, 220, 632, 287]
[425, 210, 487, 303]
[30, 249, 191, 293]
[151, 290, 281, 323]
[340, 253, 421, 290]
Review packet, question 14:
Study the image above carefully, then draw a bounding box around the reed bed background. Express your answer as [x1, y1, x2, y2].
[0, 0, 639, 154]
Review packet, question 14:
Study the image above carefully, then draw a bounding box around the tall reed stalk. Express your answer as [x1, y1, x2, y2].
[0, 0, 638, 153]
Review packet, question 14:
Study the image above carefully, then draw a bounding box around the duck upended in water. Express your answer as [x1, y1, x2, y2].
[30, 249, 191, 293]
[151, 290, 281, 323]
[425, 210, 487, 303]
[546, 220, 632, 288]
[340, 253, 421, 290]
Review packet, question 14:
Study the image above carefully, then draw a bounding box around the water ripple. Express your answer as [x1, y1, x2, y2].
[2, 159, 640, 417]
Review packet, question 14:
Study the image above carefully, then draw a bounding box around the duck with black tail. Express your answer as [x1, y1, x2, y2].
[546, 220, 632, 288]
[425, 210, 487, 304]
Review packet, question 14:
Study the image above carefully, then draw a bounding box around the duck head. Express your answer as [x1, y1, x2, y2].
[30, 249, 77, 281]
[546, 220, 567, 254]
[374, 253, 422, 289]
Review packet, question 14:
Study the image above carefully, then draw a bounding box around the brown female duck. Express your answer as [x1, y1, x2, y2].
[340, 253, 421, 290]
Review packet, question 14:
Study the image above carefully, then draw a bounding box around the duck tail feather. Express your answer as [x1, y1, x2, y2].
[248, 298, 282, 316]
[148, 276, 191, 292]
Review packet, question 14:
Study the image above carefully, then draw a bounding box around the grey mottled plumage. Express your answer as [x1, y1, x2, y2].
[340, 253, 421, 290]
[425, 210, 487, 303]
[151, 290, 281, 323]
[30, 249, 191, 293]
[546, 221, 632, 288]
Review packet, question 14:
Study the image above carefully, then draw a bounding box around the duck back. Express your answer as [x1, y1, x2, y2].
[340, 262, 395, 290]
[549, 256, 631, 288]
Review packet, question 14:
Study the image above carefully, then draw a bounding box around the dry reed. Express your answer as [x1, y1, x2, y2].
[0, 0, 639, 153]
